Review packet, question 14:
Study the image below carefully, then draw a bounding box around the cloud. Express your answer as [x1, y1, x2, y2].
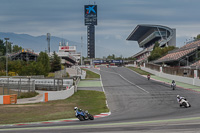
[1, 0, 200, 57]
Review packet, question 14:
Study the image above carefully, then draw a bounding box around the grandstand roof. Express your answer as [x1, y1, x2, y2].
[126, 24, 173, 41]
[191, 60, 200, 67]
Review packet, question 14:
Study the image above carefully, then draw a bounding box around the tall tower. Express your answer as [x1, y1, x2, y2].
[46, 33, 51, 55]
[84, 5, 97, 58]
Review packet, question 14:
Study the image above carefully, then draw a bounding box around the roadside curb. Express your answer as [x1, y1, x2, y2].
[0, 112, 111, 127]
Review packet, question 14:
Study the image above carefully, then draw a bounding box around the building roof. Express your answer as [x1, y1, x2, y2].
[126, 24, 173, 41]
[190, 60, 200, 67]
[155, 40, 200, 63]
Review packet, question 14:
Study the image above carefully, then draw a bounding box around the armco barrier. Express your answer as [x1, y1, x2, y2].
[43, 86, 74, 102]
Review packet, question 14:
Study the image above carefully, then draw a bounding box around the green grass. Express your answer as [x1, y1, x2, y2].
[0, 90, 109, 124]
[17, 92, 39, 99]
[47, 72, 55, 78]
[0, 88, 39, 99]
[82, 68, 100, 79]
[127, 67, 153, 75]
[78, 81, 102, 87]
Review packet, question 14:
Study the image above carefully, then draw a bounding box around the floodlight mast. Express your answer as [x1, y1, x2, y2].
[81, 36, 83, 66]
[4, 38, 9, 77]
[46, 33, 51, 55]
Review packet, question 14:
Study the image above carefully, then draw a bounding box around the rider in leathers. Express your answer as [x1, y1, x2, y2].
[177, 95, 185, 105]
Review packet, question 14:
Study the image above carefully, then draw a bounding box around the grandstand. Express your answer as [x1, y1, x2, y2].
[9, 49, 38, 61]
[127, 24, 176, 64]
[155, 39, 200, 67]
[51, 42, 80, 67]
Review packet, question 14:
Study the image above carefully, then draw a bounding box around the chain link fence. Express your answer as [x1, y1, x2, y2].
[0, 77, 73, 95]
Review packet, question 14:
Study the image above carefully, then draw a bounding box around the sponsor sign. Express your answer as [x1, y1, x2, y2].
[84, 5, 97, 25]
[59, 46, 76, 52]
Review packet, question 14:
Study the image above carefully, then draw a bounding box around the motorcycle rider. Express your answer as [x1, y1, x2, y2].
[74, 107, 88, 118]
[74, 107, 82, 112]
[177, 95, 187, 106]
[171, 80, 176, 87]
[147, 74, 151, 80]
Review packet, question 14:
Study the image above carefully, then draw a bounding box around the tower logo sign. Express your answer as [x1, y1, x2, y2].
[84, 5, 97, 25]
[86, 5, 96, 14]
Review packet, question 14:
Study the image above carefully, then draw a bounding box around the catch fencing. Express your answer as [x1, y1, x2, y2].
[0, 77, 73, 96]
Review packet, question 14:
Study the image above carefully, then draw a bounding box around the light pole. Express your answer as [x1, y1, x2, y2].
[81, 36, 83, 66]
[4, 38, 9, 76]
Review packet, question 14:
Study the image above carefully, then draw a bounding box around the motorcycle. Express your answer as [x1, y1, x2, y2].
[75, 109, 94, 121]
[171, 83, 176, 90]
[179, 98, 191, 108]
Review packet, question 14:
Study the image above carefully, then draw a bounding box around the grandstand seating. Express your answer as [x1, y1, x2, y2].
[155, 40, 200, 64]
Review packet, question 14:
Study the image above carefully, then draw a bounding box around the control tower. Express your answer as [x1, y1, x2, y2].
[84, 5, 97, 58]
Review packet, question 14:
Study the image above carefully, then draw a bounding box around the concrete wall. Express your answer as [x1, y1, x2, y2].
[141, 67, 200, 86]
[0, 96, 3, 104]
[44, 86, 74, 101]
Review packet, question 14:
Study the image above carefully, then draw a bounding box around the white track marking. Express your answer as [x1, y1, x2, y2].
[100, 69, 149, 94]
[98, 68, 111, 114]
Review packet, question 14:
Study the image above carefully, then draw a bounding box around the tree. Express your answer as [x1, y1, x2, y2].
[13, 45, 22, 53]
[37, 52, 50, 76]
[153, 41, 160, 50]
[50, 51, 61, 72]
[0, 39, 5, 56]
[148, 46, 175, 61]
[194, 34, 200, 40]
[0, 57, 5, 71]
[8, 60, 22, 74]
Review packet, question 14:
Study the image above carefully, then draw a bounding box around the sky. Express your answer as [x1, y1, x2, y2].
[0, 0, 200, 58]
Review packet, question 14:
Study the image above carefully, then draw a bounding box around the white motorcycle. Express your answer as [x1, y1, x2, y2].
[179, 98, 191, 108]
[171, 83, 176, 90]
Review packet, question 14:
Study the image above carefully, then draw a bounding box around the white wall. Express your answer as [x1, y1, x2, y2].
[46, 86, 74, 101]
[0, 96, 3, 104]
[141, 67, 200, 86]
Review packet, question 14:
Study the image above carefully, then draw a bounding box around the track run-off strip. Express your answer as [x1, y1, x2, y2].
[100, 69, 149, 94]
[1, 116, 200, 131]
[0, 113, 111, 128]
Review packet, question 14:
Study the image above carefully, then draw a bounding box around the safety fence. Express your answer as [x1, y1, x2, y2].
[0, 77, 73, 95]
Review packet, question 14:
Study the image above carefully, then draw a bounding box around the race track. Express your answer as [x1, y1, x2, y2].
[1, 67, 200, 133]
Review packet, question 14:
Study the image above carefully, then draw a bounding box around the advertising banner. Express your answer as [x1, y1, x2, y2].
[84, 5, 97, 25]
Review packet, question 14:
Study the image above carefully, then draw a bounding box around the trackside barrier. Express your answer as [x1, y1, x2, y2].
[0, 94, 17, 104]
[141, 66, 200, 87]
[10, 94, 17, 104]
[44, 93, 48, 102]
[43, 86, 74, 102]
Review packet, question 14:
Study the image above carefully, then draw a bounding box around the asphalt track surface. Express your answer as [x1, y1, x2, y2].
[1, 67, 200, 133]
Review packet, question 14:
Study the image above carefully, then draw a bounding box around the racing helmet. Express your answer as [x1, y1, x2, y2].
[74, 107, 78, 110]
[177, 95, 180, 98]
